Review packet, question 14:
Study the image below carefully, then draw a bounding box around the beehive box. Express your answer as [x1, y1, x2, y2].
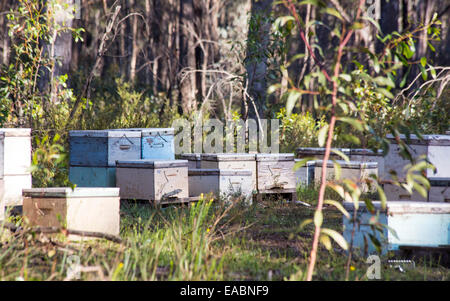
[349, 149, 385, 180]
[384, 134, 450, 201]
[313, 160, 378, 192]
[23, 188, 120, 237]
[180, 153, 202, 169]
[295, 147, 350, 160]
[69, 130, 141, 167]
[201, 153, 257, 190]
[256, 154, 296, 191]
[116, 160, 188, 202]
[385, 134, 450, 180]
[69, 166, 116, 187]
[383, 178, 450, 202]
[343, 201, 450, 254]
[188, 169, 253, 199]
[294, 160, 315, 187]
[0, 129, 32, 212]
[110, 128, 175, 160]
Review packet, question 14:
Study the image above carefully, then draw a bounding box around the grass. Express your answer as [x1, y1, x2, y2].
[0, 187, 448, 281]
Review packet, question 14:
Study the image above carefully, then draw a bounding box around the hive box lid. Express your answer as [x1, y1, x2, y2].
[314, 160, 378, 169]
[116, 159, 188, 168]
[343, 201, 450, 214]
[0, 128, 31, 137]
[350, 148, 384, 156]
[256, 153, 294, 161]
[69, 130, 141, 138]
[201, 153, 256, 161]
[180, 153, 202, 160]
[386, 134, 450, 146]
[109, 128, 174, 136]
[22, 187, 120, 198]
[295, 147, 351, 155]
[188, 168, 252, 176]
[294, 159, 315, 167]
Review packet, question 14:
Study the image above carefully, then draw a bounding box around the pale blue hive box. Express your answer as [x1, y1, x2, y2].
[343, 201, 450, 255]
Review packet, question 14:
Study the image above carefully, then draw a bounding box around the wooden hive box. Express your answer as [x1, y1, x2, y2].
[69, 167, 116, 187]
[295, 147, 350, 160]
[384, 134, 450, 201]
[313, 160, 378, 192]
[294, 159, 315, 187]
[23, 188, 120, 237]
[116, 160, 188, 202]
[343, 201, 450, 254]
[188, 169, 253, 199]
[69, 130, 141, 167]
[201, 153, 257, 190]
[256, 154, 296, 191]
[349, 149, 385, 180]
[180, 153, 202, 169]
[0, 129, 32, 213]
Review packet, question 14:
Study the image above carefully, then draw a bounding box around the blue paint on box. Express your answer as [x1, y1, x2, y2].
[69, 166, 116, 187]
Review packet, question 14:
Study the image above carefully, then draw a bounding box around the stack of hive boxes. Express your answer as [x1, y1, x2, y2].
[112, 128, 190, 203]
[384, 134, 450, 202]
[0, 128, 32, 220]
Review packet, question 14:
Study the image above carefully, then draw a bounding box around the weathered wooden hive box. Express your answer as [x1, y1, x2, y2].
[188, 169, 253, 199]
[384, 134, 450, 202]
[23, 188, 120, 237]
[180, 153, 202, 169]
[116, 160, 188, 202]
[69, 130, 141, 187]
[256, 154, 296, 191]
[295, 147, 350, 160]
[349, 149, 385, 180]
[314, 160, 378, 192]
[294, 159, 315, 187]
[0, 128, 32, 220]
[201, 153, 257, 190]
[343, 201, 450, 254]
[141, 128, 175, 160]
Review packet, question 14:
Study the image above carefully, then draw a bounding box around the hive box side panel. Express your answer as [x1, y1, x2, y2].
[201, 160, 257, 190]
[388, 213, 450, 250]
[0, 179, 4, 221]
[257, 161, 296, 190]
[384, 184, 427, 202]
[116, 168, 155, 200]
[219, 174, 253, 198]
[142, 134, 175, 160]
[428, 145, 450, 178]
[107, 136, 141, 166]
[350, 154, 384, 180]
[385, 143, 428, 180]
[154, 167, 189, 200]
[69, 167, 116, 187]
[3, 136, 31, 175]
[70, 137, 108, 166]
[343, 210, 389, 255]
[67, 197, 120, 236]
[23, 197, 67, 228]
[3, 174, 31, 206]
[188, 174, 219, 197]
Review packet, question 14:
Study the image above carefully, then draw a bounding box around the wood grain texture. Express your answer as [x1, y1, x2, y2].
[256, 160, 296, 191]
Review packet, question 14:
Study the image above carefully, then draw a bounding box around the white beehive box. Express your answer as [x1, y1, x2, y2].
[180, 153, 202, 169]
[201, 153, 257, 190]
[116, 160, 188, 202]
[23, 188, 120, 237]
[385, 134, 450, 180]
[384, 134, 450, 202]
[188, 169, 253, 199]
[256, 154, 296, 191]
[349, 149, 385, 180]
[0, 129, 32, 214]
[313, 160, 378, 192]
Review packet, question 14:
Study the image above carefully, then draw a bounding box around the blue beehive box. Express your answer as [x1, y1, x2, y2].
[69, 130, 141, 167]
[69, 166, 116, 187]
[343, 201, 450, 255]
